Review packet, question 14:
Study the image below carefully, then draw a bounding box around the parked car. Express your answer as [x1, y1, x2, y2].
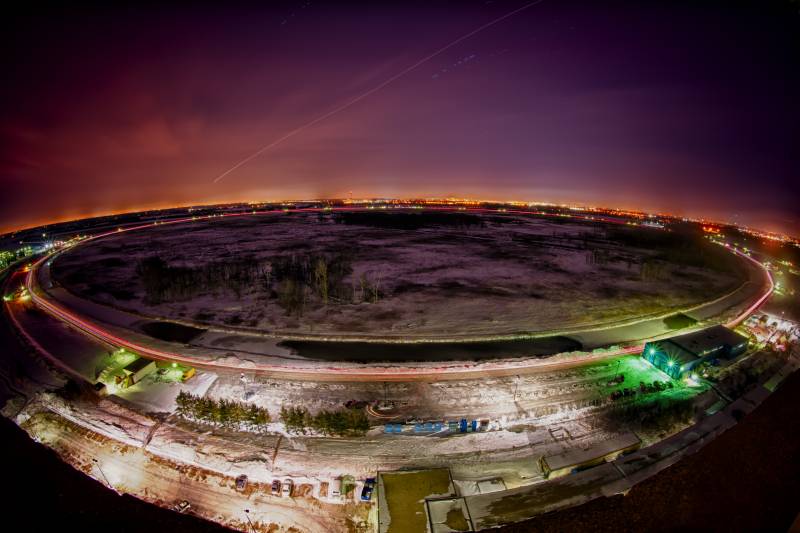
[360, 478, 376, 501]
[174, 500, 191, 513]
[271, 479, 281, 496]
[235, 474, 248, 491]
[281, 479, 293, 497]
[345, 400, 368, 409]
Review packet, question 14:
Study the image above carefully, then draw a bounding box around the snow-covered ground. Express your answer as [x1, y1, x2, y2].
[51, 213, 743, 339]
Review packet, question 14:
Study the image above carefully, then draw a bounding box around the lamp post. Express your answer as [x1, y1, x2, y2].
[244, 509, 255, 532]
[92, 458, 115, 493]
[513, 375, 520, 402]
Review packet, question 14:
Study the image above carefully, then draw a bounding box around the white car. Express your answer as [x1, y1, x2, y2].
[174, 500, 191, 513]
[281, 479, 293, 497]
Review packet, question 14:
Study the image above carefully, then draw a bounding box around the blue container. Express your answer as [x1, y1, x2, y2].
[459, 419, 468, 433]
[384, 424, 393, 434]
[424, 422, 433, 432]
[471, 420, 478, 432]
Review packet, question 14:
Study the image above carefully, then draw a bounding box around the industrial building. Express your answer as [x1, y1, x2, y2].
[116, 357, 157, 388]
[539, 432, 641, 479]
[642, 325, 749, 379]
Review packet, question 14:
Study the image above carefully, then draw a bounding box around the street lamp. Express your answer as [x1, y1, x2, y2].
[244, 509, 255, 532]
[92, 458, 116, 494]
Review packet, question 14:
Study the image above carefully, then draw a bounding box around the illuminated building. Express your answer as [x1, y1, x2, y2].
[642, 325, 749, 379]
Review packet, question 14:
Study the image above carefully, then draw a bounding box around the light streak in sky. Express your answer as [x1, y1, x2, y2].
[212, 0, 545, 183]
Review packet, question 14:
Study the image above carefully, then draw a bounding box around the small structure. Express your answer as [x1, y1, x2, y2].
[426, 497, 474, 532]
[539, 432, 641, 479]
[378, 468, 456, 533]
[329, 477, 342, 499]
[117, 357, 157, 388]
[642, 325, 749, 379]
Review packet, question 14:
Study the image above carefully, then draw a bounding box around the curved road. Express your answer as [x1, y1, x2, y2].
[22, 208, 774, 381]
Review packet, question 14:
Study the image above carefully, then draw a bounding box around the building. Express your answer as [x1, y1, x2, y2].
[117, 357, 157, 388]
[539, 432, 641, 479]
[642, 325, 749, 379]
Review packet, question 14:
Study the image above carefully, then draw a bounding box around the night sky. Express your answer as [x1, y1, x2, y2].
[2, 1, 799, 235]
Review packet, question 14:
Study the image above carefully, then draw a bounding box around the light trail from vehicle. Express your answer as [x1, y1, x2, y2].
[725, 248, 775, 328]
[23, 262, 643, 380]
[18, 205, 773, 382]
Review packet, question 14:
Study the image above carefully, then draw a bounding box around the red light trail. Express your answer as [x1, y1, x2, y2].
[16, 206, 774, 382]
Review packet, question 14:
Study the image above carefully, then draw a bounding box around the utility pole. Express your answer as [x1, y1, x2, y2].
[244, 509, 255, 533]
[92, 458, 114, 493]
[513, 375, 520, 402]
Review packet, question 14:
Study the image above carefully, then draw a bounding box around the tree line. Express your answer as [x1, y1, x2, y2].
[137, 252, 384, 317]
[333, 210, 485, 229]
[136, 255, 266, 303]
[280, 405, 370, 436]
[175, 391, 271, 428]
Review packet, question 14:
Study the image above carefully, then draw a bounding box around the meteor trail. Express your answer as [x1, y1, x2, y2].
[212, 0, 544, 183]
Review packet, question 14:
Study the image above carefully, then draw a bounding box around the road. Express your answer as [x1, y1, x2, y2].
[23, 236, 772, 381]
[0, 267, 64, 406]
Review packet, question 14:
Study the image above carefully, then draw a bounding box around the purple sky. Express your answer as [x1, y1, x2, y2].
[2, 1, 798, 235]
